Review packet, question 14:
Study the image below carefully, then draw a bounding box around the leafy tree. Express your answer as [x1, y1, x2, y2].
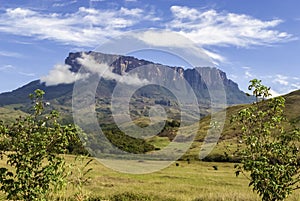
[232, 79, 300, 201]
[0, 89, 78, 200]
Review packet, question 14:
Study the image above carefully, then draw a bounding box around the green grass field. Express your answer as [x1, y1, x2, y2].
[65, 156, 300, 201]
[1, 155, 298, 201]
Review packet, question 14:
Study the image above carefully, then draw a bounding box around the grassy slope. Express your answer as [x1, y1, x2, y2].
[283, 89, 300, 124]
[0, 105, 28, 124]
[182, 90, 300, 161]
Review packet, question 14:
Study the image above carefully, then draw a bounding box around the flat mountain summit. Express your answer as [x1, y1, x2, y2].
[0, 51, 252, 107]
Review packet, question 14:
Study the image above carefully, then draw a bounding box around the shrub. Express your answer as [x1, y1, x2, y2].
[110, 192, 177, 201]
[0, 89, 78, 200]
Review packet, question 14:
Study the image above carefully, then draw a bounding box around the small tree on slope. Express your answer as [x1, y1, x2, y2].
[232, 79, 300, 201]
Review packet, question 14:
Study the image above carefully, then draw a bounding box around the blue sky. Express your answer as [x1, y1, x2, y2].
[0, 0, 300, 96]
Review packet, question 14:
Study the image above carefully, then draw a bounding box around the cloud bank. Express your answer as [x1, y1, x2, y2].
[0, 5, 294, 66]
[0, 5, 296, 90]
[168, 6, 294, 47]
[0, 7, 156, 47]
[0, 6, 293, 49]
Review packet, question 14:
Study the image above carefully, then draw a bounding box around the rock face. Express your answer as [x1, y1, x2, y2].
[66, 51, 251, 104]
[0, 51, 253, 106]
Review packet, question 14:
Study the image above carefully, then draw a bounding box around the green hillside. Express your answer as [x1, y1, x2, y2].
[1, 89, 299, 161]
[181, 89, 300, 161]
[0, 105, 28, 124]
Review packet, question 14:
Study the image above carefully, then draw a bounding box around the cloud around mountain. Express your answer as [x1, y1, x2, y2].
[41, 53, 149, 86]
[40, 64, 86, 85]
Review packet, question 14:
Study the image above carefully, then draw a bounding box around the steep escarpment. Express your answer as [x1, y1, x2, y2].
[0, 51, 252, 107]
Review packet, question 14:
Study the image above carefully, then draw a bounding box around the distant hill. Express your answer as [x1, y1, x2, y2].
[0, 106, 28, 124]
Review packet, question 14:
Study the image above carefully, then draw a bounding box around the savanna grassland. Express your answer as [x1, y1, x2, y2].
[0, 89, 299, 200]
[1, 155, 299, 201]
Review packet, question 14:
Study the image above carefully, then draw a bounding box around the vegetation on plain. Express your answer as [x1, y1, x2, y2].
[0, 79, 299, 200]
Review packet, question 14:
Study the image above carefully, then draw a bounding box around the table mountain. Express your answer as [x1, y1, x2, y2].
[0, 51, 252, 107]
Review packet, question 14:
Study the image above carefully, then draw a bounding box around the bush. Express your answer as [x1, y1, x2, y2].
[0, 89, 78, 200]
[101, 124, 155, 154]
[110, 192, 177, 201]
[201, 153, 240, 163]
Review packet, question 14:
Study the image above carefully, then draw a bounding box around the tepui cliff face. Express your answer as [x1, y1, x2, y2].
[66, 51, 250, 105]
[0, 51, 252, 106]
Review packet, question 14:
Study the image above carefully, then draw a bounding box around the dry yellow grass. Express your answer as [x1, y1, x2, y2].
[0, 155, 299, 200]
[53, 156, 300, 200]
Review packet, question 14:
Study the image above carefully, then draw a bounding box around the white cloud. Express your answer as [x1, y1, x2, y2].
[0, 5, 294, 66]
[168, 6, 294, 47]
[134, 4, 294, 65]
[18, 72, 35, 77]
[269, 88, 283, 98]
[0, 6, 293, 50]
[0, 7, 156, 47]
[241, 66, 254, 79]
[41, 54, 150, 86]
[40, 64, 88, 86]
[273, 74, 289, 86]
[120, 7, 143, 16]
[262, 74, 300, 96]
[0, 51, 23, 58]
[0, 64, 15, 71]
[0, 64, 36, 77]
[77, 53, 150, 86]
[52, 0, 77, 7]
[6, 7, 36, 17]
[136, 30, 194, 48]
[291, 83, 300, 89]
[245, 71, 253, 79]
[231, 68, 300, 96]
[202, 49, 226, 64]
[133, 30, 214, 66]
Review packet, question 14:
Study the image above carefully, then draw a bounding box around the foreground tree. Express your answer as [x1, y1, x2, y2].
[0, 89, 78, 200]
[232, 79, 300, 201]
